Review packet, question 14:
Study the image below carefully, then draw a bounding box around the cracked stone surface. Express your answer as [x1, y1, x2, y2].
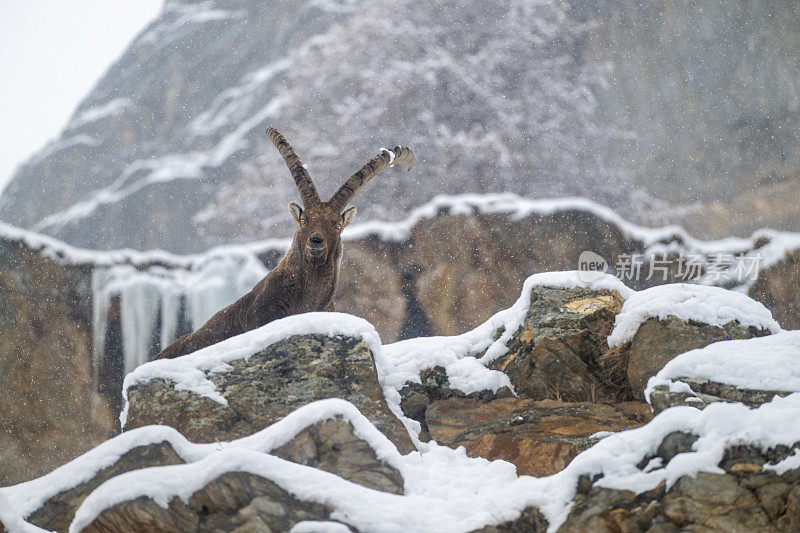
[487, 286, 625, 403]
[624, 316, 768, 397]
[559, 441, 800, 532]
[124, 334, 415, 454]
[649, 378, 795, 414]
[425, 397, 652, 477]
[81, 471, 337, 533]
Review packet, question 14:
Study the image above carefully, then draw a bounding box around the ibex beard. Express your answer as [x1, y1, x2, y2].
[152, 128, 413, 360]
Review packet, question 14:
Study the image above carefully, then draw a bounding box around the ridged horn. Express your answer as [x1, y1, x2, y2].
[328, 146, 414, 212]
[266, 127, 320, 207]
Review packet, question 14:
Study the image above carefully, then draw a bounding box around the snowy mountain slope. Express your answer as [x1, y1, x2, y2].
[0, 0, 347, 253]
[2, 0, 799, 252]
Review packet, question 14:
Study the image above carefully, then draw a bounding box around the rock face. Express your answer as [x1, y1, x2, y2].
[13, 409, 404, 532]
[425, 398, 652, 477]
[0, 235, 113, 486]
[273, 417, 404, 494]
[27, 442, 185, 533]
[623, 317, 767, 397]
[561, 447, 800, 532]
[83, 471, 338, 533]
[648, 378, 795, 415]
[124, 333, 415, 454]
[4, 0, 799, 250]
[488, 286, 625, 403]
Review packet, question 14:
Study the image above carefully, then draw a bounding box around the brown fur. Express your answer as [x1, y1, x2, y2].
[152, 129, 412, 360]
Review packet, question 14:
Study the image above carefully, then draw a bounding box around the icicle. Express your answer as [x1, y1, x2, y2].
[187, 252, 268, 329]
[160, 287, 183, 350]
[89, 249, 269, 383]
[118, 275, 162, 375]
[91, 269, 115, 386]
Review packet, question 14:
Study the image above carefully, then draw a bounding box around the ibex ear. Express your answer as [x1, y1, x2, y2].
[341, 206, 357, 228]
[289, 202, 303, 224]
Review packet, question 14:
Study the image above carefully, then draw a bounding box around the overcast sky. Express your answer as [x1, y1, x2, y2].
[0, 1, 163, 194]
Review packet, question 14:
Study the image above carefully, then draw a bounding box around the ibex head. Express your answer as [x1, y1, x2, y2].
[266, 127, 414, 265]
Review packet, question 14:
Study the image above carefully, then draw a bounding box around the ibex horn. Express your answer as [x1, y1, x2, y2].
[266, 127, 321, 207]
[328, 146, 414, 212]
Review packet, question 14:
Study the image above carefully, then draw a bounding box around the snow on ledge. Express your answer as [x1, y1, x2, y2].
[644, 330, 800, 403]
[3, 192, 799, 277]
[2, 399, 403, 522]
[382, 271, 633, 400]
[607, 283, 781, 347]
[119, 312, 384, 427]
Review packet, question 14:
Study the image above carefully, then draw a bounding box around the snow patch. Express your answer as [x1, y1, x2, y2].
[644, 330, 800, 403]
[607, 283, 781, 347]
[24, 135, 100, 168]
[68, 98, 133, 130]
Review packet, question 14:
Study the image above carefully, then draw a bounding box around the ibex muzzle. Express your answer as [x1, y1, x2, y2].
[152, 128, 413, 360]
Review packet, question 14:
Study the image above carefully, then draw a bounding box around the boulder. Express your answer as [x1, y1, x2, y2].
[487, 286, 625, 403]
[272, 417, 404, 494]
[26, 441, 185, 533]
[14, 405, 404, 532]
[425, 397, 652, 477]
[644, 331, 800, 414]
[625, 317, 767, 397]
[561, 453, 800, 532]
[124, 333, 415, 454]
[399, 366, 513, 442]
[81, 470, 337, 533]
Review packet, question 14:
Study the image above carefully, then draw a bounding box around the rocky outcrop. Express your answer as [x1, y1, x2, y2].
[487, 285, 625, 403]
[27, 441, 185, 532]
[624, 317, 767, 396]
[81, 470, 339, 533]
[648, 378, 795, 415]
[0, 233, 113, 486]
[644, 331, 800, 414]
[10, 403, 404, 533]
[561, 445, 800, 532]
[272, 417, 404, 494]
[124, 333, 415, 454]
[425, 398, 652, 477]
[4, 0, 800, 251]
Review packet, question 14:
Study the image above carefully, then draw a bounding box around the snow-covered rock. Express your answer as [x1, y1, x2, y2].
[122, 312, 416, 454]
[604, 283, 781, 397]
[646, 331, 800, 413]
[3, 272, 800, 532]
[608, 283, 781, 348]
[1, 399, 405, 532]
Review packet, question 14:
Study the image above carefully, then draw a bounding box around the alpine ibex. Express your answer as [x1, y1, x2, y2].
[153, 127, 413, 360]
